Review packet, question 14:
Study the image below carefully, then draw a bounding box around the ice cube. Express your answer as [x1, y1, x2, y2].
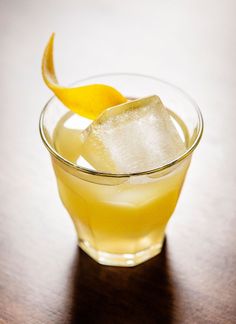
[80, 95, 186, 173]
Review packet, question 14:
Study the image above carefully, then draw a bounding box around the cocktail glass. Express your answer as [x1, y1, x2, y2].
[39, 74, 203, 267]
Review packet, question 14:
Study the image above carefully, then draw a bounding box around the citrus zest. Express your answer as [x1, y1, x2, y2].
[42, 33, 127, 119]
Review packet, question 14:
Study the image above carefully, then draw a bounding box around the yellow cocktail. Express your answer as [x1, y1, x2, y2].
[40, 74, 203, 267]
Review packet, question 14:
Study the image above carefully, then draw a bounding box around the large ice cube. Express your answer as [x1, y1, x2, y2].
[80, 95, 186, 173]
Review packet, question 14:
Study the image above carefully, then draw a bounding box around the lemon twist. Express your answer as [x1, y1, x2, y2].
[42, 33, 127, 119]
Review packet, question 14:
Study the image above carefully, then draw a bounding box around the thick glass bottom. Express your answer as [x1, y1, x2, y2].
[78, 239, 164, 267]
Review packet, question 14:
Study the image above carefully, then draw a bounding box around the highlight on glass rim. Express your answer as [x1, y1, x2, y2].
[40, 33, 203, 267]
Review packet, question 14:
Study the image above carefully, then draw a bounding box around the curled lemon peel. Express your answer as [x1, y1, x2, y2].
[42, 33, 127, 119]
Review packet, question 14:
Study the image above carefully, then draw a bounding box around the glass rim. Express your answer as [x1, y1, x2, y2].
[39, 73, 204, 178]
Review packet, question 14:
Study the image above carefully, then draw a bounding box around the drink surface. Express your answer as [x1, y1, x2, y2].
[52, 109, 190, 265]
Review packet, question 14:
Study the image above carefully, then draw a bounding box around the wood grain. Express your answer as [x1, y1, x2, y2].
[1, 0, 236, 323]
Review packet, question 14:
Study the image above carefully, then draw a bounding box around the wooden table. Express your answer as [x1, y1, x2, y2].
[1, 0, 236, 323]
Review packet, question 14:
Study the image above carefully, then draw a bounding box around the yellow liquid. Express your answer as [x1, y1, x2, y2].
[52, 111, 191, 266]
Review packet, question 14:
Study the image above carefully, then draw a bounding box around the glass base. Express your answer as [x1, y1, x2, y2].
[78, 239, 163, 267]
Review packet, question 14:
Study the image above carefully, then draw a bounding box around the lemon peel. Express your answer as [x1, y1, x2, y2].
[42, 33, 127, 119]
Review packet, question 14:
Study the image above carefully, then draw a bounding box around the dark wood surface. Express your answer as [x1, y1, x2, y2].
[1, 0, 236, 323]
